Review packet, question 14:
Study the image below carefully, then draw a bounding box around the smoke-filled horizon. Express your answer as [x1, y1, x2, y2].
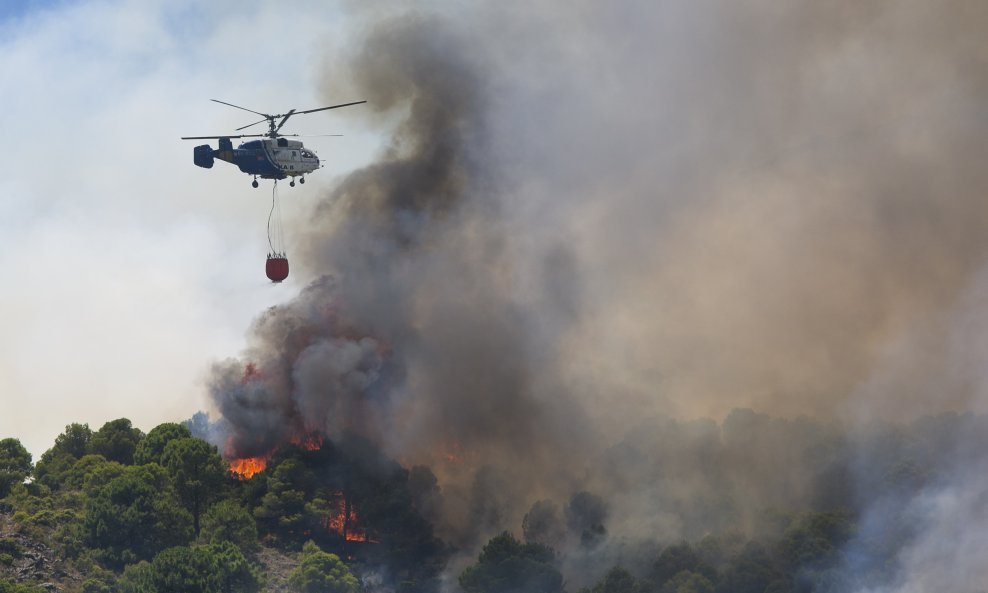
[207, 2, 988, 590]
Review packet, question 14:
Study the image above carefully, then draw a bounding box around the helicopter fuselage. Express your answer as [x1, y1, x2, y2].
[194, 137, 319, 180]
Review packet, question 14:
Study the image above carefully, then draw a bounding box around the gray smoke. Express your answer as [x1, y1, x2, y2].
[207, 1, 988, 590]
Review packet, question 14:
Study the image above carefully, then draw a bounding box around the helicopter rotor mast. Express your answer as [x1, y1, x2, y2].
[208, 98, 366, 139]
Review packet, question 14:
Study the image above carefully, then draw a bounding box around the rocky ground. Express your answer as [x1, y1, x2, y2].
[0, 508, 67, 591]
[256, 546, 296, 592]
[1, 507, 299, 592]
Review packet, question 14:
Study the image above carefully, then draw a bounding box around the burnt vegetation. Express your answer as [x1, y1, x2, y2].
[1, 410, 985, 592]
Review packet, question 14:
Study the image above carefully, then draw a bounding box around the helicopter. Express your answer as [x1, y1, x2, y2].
[181, 99, 366, 188]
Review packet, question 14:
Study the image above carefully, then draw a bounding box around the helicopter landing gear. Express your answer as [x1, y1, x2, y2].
[299, 177, 305, 184]
[252, 178, 259, 189]
[290, 180, 296, 187]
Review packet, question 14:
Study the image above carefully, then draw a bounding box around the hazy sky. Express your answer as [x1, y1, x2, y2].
[4, 0, 988, 463]
[0, 0, 383, 456]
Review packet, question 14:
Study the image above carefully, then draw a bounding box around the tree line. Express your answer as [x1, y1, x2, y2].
[2, 409, 983, 593]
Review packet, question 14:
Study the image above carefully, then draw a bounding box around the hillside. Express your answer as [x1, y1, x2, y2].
[0, 418, 444, 593]
[1, 506, 302, 593]
[3, 411, 984, 592]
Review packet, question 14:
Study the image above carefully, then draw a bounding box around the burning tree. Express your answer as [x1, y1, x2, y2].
[229, 434, 446, 588]
[229, 456, 268, 480]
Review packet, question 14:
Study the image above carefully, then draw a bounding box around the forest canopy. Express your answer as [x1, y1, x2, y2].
[1, 410, 982, 592]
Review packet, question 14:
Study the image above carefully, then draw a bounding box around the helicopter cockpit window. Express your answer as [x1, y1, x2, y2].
[302, 150, 314, 158]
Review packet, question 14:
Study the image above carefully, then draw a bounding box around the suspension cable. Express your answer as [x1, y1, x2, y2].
[267, 180, 282, 255]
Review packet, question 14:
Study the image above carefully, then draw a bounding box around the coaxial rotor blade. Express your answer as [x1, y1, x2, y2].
[210, 99, 270, 118]
[274, 109, 297, 133]
[180, 134, 268, 140]
[236, 117, 270, 131]
[294, 100, 367, 115]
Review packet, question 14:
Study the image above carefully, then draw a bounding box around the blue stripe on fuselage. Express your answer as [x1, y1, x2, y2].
[232, 148, 285, 179]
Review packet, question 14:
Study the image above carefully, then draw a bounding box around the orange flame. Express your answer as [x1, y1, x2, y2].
[323, 492, 378, 543]
[229, 456, 268, 479]
[225, 429, 324, 481]
[291, 433, 324, 451]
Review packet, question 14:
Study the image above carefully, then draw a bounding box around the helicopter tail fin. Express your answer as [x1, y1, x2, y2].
[193, 144, 215, 169]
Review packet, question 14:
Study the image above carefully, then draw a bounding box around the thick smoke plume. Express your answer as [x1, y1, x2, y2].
[208, 2, 988, 590]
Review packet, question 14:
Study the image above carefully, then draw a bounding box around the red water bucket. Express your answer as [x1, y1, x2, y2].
[266, 255, 289, 283]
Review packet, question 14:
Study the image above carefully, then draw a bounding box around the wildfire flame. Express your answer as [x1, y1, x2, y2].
[324, 492, 378, 543]
[291, 433, 324, 451]
[227, 362, 324, 477]
[229, 456, 268, 479]
[225, 425, 325, 481]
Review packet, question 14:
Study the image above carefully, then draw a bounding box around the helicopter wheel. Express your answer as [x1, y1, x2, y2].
[299, 177, 305, 184]
[252, 179, 259, 189]
[290, 180, 296, 187]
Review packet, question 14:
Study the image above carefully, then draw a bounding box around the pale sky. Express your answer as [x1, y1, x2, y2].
[5, 0, 988, 463]
[0, 0, 383, 456]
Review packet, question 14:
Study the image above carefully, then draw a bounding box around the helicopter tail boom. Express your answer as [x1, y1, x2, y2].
[193, 138, 236, 169]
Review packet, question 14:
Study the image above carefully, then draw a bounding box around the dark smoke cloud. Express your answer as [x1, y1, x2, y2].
[207, 1, 988, 590]
[210, 11, 593, 495]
